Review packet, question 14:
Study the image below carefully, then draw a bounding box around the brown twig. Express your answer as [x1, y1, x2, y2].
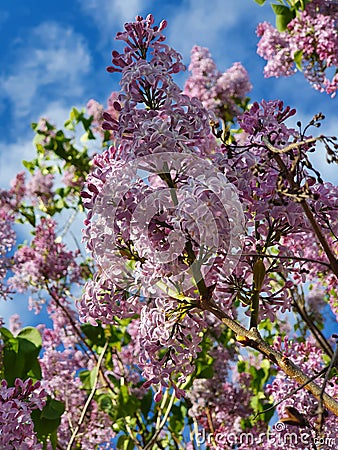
[199, 297, 338, 417]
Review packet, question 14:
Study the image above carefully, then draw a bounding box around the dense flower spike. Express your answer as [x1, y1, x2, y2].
[9, 217, 81, 293]
[0, 379, 46, 450]
[26, 169, 54, 206]
[184, 45, 252, 122]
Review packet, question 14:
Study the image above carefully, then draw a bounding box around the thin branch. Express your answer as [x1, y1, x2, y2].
[59, 209, 78, 239]
[125, 422, 143, 450]
[205, 407, 217, 450]
[198, 297, 338, 417]
[66, 340, 108, 450]
[156, 389, 169, 429]
[291, 295, 334, 359]
[263, 139, 338, 277]
[253, 366, 328, 419]
[46, 283, 117, 395]
[143, 388, 177, 450]
[241, 253, 332, 270]
[263, 135, 323, 154]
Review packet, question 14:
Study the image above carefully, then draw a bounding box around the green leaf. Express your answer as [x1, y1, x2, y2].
[0, 327, 14, 341]
[115, 385, 140, 419]
[32, 396, 65, 441]
[79, 368, 98, 390]
[271, 4, 295, 31]
[22, 160, 37, 172]
[196, 366, 214, 379]
[97, 393, 113, 413]
[271, 4, 289, 15]
[18, 327, 42, 348]
[293, 49, 303, 71]
[2, 342, 18, 384]
[237, 360, 247, 374]
[117, 435, 134, 450]
[26, 358, 42, 381]
[276, 13, 293, 31]
[49, 430, 58, 450]
[254, 0, 266, 4]
[81, 323, 106, 346]
[0, 326, 43, 385]
[18, 206, 36, 227]
[140, 390, 153, 418]
[41, 398, 65, 420]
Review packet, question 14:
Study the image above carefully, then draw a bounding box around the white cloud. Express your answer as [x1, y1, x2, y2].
[166, 0, 265, 60]
[0, 138, 35, 188]
[0, 100, 80, 189]
[79, 0, 151, 40]
[0, 22, 91, 120]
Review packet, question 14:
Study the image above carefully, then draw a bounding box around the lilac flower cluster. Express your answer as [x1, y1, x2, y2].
[9, 217, 81, 293]
[139, 299, 206, 399]
[257, 1, 338, 96]
[184, 45, 252, 121]
[26, 169, 54, 207]
[81, 15, 231, 396]
[0, 378, 46, 450]
[101, 17, 214, 162]
[0, 171, 26, 214]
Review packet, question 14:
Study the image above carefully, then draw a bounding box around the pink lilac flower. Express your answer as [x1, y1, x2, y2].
[238, 99, 297, 144]
[139, 298, 206, 399]
[0, 172, 26, 214]
[9, 313, 22, 335]
[78, 272, 141, 326]
[9, 217, 81, 293]
[26, 169, 54, 206]
[87, 91, 121, 139]
[87, 98, 104, 126]
[62, 165, 84, 189]
[0, 378, 47, 450]
[256, 2, 338, 96]
[256, 22, 295, 78]
[184, 45, 252, 121]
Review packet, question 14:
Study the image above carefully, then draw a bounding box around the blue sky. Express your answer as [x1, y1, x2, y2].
[0, 0, 337, 326]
